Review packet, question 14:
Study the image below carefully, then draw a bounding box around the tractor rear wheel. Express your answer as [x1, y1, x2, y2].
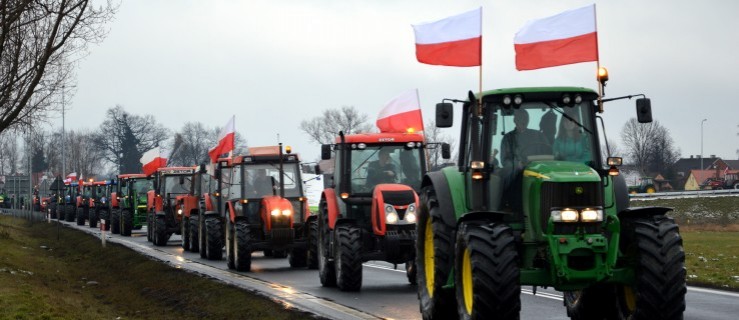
[417, 186, 456, 320]
[100, 209, 110, 231]
[289, 248, 308, 268]
[65, 205, 75, 222]
[618, 215, 686, 319]
[121, 209, 133, 236]
[318, 202, 336, 287]
[234, 220, 252, 271]
[110, 209, 120, 234]
[89, 209, 98, 228]
[565, 285, 621, 320]
[146, 213, 153, 242]
[188, 215, 200, 252]
[181, 216, 190, 250]
[455, 222, 520, 320]
[199, 216, 207, 258]
[154, 216, 169, 246]
[306, 220, 319, 269]
[335, 224, 362, 291]
[76, 208, 85, 225]
[226, 219, 235, 269]
[205, 216, 223, 260]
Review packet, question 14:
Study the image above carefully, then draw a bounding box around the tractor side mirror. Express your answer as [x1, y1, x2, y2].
[435, 103, 454, 128]
[199, 164, 207, 173]
[321, 144, 332, 160]
[441, 143, 451, 159]
[636, 98, 653, 123]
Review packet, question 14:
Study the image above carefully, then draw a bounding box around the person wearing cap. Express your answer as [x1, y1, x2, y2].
[367, 149, 397, 186]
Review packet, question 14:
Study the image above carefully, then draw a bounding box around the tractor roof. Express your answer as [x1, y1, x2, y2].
[476, 86, 598, 98]
[337, 132, 425, 144]
[92, 180, 114, 186]
[156, 166, 197, 175]
[118, 173, 148, 179]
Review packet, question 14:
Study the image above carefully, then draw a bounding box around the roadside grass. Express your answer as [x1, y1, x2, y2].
[631, 196, 739, 290]
[0, 216, 315, 320]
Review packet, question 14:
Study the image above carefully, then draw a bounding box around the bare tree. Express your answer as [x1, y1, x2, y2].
[92, 105, 170, 174]
[0, 130, 20, 174]
[0, 1, 117, 133]
[166, 121, 248, 167]
[424, 120, 456, 169]
[300, 106, 372, 145]
[65, 130, 106, 179]
[620, 118, 679, 176]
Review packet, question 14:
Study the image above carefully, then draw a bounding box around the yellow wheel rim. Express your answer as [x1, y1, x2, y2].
[462, 247, 474, 315]
[424, 218, 435, 297]
[623, 286, 637, 312]
[646, 187, 656, 193]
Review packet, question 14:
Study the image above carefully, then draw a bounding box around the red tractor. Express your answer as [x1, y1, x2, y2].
[76, 180, 95, 227]
[219, 145, 311, 271]
[177, 165, 218, 256]
[315, 132, 443, 291]
[147, 166, 196, 246]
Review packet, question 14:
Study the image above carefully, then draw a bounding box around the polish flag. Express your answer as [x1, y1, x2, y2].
[514, 4, 598, 71]
[63, 172, 77, 184]
[412, 7, 481, 67]
[376, 89, 424, 134]
[209, 116, 235, 162]
[140, 148, 168, 176]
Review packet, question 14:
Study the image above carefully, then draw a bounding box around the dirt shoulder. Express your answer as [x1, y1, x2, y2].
[0, 215, 315, 320]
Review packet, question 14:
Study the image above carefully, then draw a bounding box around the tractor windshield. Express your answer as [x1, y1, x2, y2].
[131, 179, 153, 198]
[349, 145, 423, 194]
[162, 174, 192, 196]
[241, 162, 302, 199]
[489, 101, 597, 171]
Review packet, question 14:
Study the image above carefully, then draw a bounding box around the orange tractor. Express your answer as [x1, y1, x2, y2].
[146, 167, 197, 246]
[218, 145, 311, 271]
[76, 180, 95, 227]
[315, 132, 443, 291]
[174, 165, 217, 255]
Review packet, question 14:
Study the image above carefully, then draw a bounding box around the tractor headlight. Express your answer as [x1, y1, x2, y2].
[177, 209, 183, 215]
[271, 209, 280, 216]
[385, 204, 394, 213]
[386, 211, 399, 224]
[281, 209, 292, 216]
[407, 204, 416, 213]
[405, 212, 417, 223]
[580, 209, 603, 222]
[551, 209, 579, 222]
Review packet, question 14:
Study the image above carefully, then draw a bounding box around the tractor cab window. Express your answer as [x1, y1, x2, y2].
[132, 179, 153, 197]
[242, 162, 301, 199]
[349, 145, 423, 194]
[162, 175, 192, 196]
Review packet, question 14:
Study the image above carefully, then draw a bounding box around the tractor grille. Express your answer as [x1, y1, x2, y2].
[540, 182, 603, 234]
[381, 190, 415, 206]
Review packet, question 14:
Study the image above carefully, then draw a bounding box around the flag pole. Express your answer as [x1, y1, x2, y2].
[478, 7, 483, 115]
[416, 89, 432, 171]
[593, 4, 603, 113]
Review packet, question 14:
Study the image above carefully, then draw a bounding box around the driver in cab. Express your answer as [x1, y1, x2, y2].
[501, 109, 550, 170]
[366, 149, 397, 186]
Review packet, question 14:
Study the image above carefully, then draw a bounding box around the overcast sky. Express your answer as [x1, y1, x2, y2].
[53, 0, 739, 163]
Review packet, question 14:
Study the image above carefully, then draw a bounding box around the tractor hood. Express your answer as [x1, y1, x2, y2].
[524, 161, 601, 183]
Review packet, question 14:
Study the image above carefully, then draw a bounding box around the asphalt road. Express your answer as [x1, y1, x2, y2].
[47, 215, 739, 320]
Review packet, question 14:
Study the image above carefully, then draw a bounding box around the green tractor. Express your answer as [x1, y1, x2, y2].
[111, 174, 153, 236]
[628, 177, 657, 194]
[417, 83, 685, 319]
[0, 188, 9, 209]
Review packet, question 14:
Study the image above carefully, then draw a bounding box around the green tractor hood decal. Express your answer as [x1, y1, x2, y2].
[524, 161, 600, 183]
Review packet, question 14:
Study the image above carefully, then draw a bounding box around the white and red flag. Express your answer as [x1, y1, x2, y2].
[376, 89, 424, 134]
[514, 4, 598, 71]
[141, 148, 168, 176]
[412, 7, 482, 67]
[63, 172, 77, 184]
[209, 116, 235, 162]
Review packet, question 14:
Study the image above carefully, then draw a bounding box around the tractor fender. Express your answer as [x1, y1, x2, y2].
[305, 213, 318, 224]
[617, 206, 673, 220]
[203, 210, 219, 218]
[422, 171, 456, 227]
[334, 218, 357, 229]
[612, 174, 630, 214]
[321, 189, 341, 230]
[203, 193, 215, 212]
[226, 201, 238, 223]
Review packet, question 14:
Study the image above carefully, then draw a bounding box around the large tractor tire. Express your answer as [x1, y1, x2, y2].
[76, 207, 86, 225]
[120, 209, 133, 236]
[226, 219, 235, 269]
[146, 213, 152, 242]
[335, 224, 363, 291]
[234, 220, 252, 271]
[617, 215, 686, 319]
[306, 219, 319, 269]
[181, 216, 190, 250]
[417, 186, 456, 320]
[455, 222, 520, 320]
[199, 216, 208, 258]
[110, 209, 121, 234]
[154, 215, 169, 246]
[205, 216, 223, 260]
[406, 260, 417, 285]
[188, 215, 200, 253]
[289, 248, 308, 268]
[65, 205, 76, 222]
[88, 209, 99, 228]
[99, 209, 110, 231]
[318, 202, 336, 287]
[565, 285, 621, 320]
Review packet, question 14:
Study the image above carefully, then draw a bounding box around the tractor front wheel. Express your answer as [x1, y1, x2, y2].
[154, 216, 169, 246]
[417, 186, 456, 319]
[88, 209, 99, 228]
[306, 220, 319, 269]
[100, 209, 110, 231]
[120, 209, 133, 236]
[110, 209, 120, 234]
[226, 219, 235, 269]
[617, 215, 686, 319]
[188, 215, 200, 253]
[455, 222, 520, 320]
[318, 202, 336, 287]
[76, 208, 85, 225]
[234, 220, 252, 271]
[65, 205, 75, 222]
[181, 216, 190, 250]
[205, 216, 223, 260]
[335, 224, 362, 291]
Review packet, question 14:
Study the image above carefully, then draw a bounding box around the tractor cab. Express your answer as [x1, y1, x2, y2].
[147, 166, 197, 246]
[113, 174, 153, 236]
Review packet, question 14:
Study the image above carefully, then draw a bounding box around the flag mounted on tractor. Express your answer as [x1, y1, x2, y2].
[412, 7, 482, 67]
[140, 148, 167, 176]
[514, 4, 598, 70]
[376, 89, 424, 134]
[209, 116, 235, 162]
